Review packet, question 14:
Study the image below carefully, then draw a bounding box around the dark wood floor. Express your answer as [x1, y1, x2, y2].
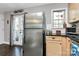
[0, 44, 43, 56]
[0, 44, 23, 56]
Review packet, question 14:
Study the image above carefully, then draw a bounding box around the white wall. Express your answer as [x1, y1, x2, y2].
[0, 14, 4, 44]
[4, 12, 11, 44]
[4, 3, 72, 43]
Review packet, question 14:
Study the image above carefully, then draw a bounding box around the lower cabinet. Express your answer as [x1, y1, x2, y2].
[66, 37, 71, 56]
[46, 36, 71, 56]
[46, 41, 62, 56]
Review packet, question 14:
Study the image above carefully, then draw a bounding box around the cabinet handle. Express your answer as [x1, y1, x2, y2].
[52, 37, 55, 39]
[68, 40, 71, 42]
[60, 43, 62, 45]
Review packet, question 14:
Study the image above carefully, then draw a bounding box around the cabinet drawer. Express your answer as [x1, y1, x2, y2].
[46, 36, 61, 41]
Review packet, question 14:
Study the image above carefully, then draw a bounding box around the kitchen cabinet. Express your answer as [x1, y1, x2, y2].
[46, 36, 71, 56]
[61, 36, 67, 55]
[46, 41, 62, 56]
[66, 37, 71, 55]
[69, 3, 79, 23]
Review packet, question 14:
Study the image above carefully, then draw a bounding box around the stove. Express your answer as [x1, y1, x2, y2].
[71, 41, 79, 56]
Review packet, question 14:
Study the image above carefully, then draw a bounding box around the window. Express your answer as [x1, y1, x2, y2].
[51, 9, 65, 28]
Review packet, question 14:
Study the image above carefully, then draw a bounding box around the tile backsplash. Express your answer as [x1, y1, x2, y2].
[52, 28, 66, 35]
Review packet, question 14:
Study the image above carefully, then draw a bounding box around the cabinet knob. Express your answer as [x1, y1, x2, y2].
[60, 43, 62, 45]
[68, 40, 70, 42]
[52, 37, 55, 39]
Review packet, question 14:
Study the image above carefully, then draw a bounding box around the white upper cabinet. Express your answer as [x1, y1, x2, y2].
[69, 3, 79, 23]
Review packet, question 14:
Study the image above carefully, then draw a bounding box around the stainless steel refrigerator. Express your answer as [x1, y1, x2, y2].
[24, 12, 45, 56]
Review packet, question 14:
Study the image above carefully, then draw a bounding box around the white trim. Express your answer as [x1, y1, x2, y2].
[3, 41, 10, 45]
[0, 42, 3, 44]
[0, 41, 10, 45]
[0, 40, 4, 44]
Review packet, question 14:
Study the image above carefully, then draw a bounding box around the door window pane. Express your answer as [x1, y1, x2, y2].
[11, 15, 24, 46]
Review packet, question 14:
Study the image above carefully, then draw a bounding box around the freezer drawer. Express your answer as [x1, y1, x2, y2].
[24, 29, 43, 56]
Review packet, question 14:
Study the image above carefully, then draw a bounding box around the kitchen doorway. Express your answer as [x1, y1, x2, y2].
[10, 14, 24, 46]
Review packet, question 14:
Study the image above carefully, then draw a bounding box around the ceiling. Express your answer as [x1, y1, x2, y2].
[0, 3, 48, 13]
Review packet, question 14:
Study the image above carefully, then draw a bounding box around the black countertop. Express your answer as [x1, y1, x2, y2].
[46, 32, 79, 43]
[66, 32, 79, 43]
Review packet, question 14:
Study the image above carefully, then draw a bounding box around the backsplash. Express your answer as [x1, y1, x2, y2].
[52, 28, 66, 35]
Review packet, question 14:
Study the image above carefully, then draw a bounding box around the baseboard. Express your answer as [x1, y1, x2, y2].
[0, 42, 3, 45]
[0, 41, 4, 44]
[3, 41, 10, 45]
[0, 41, 10, 45]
